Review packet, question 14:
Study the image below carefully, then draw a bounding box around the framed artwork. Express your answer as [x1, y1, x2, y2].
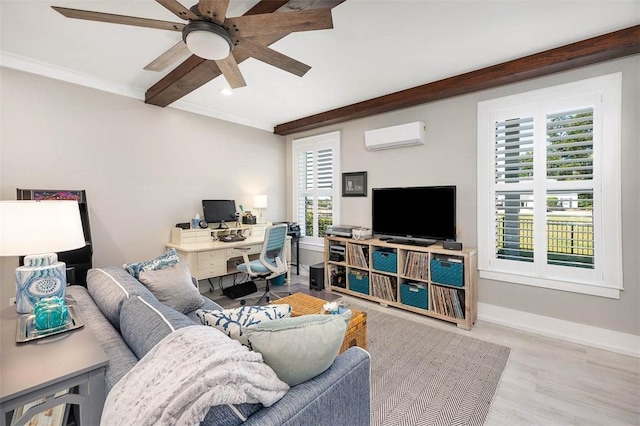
[12, 389, 69, 426]
[342, 171, 367, 197]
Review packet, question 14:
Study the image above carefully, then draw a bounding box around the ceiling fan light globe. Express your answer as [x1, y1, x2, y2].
[182, 21, 233, 61]
[186, 31, 230, 60]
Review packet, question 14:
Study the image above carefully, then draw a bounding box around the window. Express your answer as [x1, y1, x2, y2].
[292, 131, 341, 248]
[477, 74, 622, 298]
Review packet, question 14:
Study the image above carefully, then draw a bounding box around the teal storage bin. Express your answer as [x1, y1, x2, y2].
[373, 250, 397, 273]
[348, 271, 370, 295]
[400, 283, 428, 310]
[269, 274, 286, 286]
[430, 257, 464, 287]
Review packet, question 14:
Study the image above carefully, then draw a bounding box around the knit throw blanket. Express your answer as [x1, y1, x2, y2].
[101, 325, 289, 426]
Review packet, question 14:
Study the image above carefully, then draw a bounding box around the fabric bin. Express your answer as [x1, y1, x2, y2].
[348, 271, 370, 295]
[430, 257, 464, 287]
[373, 250, 397, 273]
[269, 274, 286, 286]
[400, 283, 428, 310]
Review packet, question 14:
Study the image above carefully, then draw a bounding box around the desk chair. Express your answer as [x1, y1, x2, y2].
[237, 223, 289, 304]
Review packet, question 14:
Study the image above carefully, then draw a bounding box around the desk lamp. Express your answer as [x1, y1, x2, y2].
[253, 195, 267, 224]
[0, 200, 85, 314]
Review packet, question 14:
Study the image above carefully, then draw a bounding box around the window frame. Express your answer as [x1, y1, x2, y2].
[292, 131, 341, 250]
[477, 73, 623, 299]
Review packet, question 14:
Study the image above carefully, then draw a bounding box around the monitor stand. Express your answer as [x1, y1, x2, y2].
[217, 221, 229, 229]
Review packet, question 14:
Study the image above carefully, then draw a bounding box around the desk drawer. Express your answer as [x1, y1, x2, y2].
[226, 244, 261, 258]
[197, 250, 225, 266]
[196, 250, 226, 278]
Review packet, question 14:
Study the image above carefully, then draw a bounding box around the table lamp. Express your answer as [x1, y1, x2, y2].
[0, 200, 86, 314]
[253, 194, 267, 223]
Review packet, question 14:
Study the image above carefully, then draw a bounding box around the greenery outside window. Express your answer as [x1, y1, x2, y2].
[477, 74, 622, 298]
[292, 131, 341, 248]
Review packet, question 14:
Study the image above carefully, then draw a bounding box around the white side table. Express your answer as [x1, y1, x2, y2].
[0, 304, 108, 426]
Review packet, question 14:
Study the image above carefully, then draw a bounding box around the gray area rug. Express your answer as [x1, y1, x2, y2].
[361, 304, 510, 426]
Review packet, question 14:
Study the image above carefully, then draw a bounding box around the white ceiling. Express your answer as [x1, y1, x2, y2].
[1, 1, 639, 132]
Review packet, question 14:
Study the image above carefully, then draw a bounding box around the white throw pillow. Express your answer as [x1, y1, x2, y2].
[196, 305, 291, 345]
[138, 262, 204, 314]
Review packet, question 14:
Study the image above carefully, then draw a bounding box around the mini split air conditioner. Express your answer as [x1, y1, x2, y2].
[364, 121, 426, 151]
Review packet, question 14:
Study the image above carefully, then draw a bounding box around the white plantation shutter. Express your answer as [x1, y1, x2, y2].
[545, 108, 595, 269]
[478, 74, 622, 298]
[494, 117, 534, 184]
[293, 132, 341, 247]
[546, 108, 594, 181]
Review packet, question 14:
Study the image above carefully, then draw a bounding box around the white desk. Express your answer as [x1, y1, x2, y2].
[166, 234, 292, 285]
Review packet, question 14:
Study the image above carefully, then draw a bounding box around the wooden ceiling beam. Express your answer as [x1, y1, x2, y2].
[145, 0, 346, 107]
[274, 25, 640, 136]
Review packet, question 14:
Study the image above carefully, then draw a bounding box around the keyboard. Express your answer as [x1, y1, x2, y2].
[219, 234, 246, 243]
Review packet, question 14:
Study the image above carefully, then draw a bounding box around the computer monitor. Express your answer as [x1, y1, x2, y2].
[202, 200, 237, 228]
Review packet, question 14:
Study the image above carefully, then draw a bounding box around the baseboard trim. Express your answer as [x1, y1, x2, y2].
[478, 302, 640, 358]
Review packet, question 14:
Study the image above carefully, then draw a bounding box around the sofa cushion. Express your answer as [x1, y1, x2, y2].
[119, 295, 195, 359]
[123, 248, 180, 280]
[195, 305, 291, 346]
[67, 286, 139, 392]
[139, 262, 205, 314]
[245, 311, 350, 386]
[87, 266, 157, 330]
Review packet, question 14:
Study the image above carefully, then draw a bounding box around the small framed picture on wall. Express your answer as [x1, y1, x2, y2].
[342, 171, 367, 197]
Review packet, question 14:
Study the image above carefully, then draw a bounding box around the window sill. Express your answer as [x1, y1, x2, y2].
[479, 269, 621, 299]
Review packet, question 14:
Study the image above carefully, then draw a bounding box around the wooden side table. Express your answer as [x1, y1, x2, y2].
[0, 304, 108, 426]
[275, 292, 367, 354]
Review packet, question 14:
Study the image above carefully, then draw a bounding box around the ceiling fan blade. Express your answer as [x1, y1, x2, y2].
[224, 9, 333, 38]
[144, 41, 190, 72]
[198, 0, 229, 26]
[215, 54, 247, 88]
[51, 6, 184, 32]
[237, 39, 311, 77]
[156, 0, 199, 21]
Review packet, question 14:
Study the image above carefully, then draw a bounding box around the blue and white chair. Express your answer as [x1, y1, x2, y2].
[237, 223, 289, 304]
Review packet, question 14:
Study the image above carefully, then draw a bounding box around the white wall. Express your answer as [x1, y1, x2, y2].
[0, 68, 286, 303]
[287, 56, 640, 337]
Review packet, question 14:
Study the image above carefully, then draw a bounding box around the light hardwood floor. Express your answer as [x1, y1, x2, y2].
[205, 278, 640, 425]
[339, 292, 640, 426]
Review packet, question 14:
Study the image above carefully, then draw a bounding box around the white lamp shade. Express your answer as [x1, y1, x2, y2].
[0, 200, 86, 256]
[185, 30, 231, 60]
[253, 195, 268, 209]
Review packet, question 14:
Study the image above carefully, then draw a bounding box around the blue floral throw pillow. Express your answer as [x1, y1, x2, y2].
[196, 305, 291, 345]
[123, 248, 180, 280]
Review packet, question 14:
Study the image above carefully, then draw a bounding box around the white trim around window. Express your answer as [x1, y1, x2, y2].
[477, 73, 623, 299]
[292, 131, 341, 250]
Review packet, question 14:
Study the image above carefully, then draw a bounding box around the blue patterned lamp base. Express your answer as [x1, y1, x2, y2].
[15, 253, 67, 314]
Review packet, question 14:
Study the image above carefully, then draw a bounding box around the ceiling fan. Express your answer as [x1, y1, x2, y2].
[51, 0, 335, 90]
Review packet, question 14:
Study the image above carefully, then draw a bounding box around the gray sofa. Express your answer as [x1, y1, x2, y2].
[66, 265, 371, 426]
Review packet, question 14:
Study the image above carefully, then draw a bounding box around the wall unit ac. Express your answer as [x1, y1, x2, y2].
[364, 121, 426, 151]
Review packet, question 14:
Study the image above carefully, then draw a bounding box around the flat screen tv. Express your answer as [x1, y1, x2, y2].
[372, 186, 456, 245]
[202, 200, 237, 226]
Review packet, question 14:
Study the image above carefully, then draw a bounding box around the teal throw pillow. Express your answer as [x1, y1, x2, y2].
[245, 311, 351, 386]
[196, 304, 291, 346]
[123, 248, 180, 280]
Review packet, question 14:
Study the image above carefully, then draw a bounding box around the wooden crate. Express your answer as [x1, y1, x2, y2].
[275, 292, 367, 353]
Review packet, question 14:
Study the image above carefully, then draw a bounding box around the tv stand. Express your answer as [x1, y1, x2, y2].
[325, 236, 477, 330]
[386, 239, 435, 247]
